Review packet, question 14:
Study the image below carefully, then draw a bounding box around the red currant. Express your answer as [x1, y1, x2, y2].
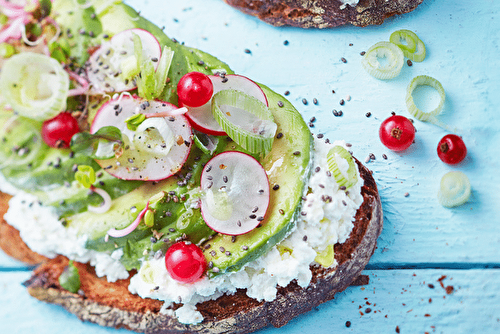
[41, 112, 80, 148]
[437, 134, 467, 164]
[165, 241, 207, 283]
[177, 72, 214, 108]
[379, 115, 415, 151]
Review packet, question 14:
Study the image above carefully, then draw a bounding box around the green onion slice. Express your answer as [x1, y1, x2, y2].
[409, 37, 426, 62]
[406, 75, 449, 129]
[326, 145, 358, 190]
[0, 52, 69, 121]
[212, 89, 277, 156]
[193, 130, 219, 155]
[390, 30, 426, 62]
[438, 171, 471, 208]
[389, 29, 417, 54]
[362, 41, 404, 80]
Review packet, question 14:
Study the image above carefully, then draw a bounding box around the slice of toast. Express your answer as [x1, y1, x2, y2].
[222, 0, 424, 28]
[1, 159, 382, 333]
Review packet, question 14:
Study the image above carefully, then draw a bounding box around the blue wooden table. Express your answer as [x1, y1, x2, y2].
[1, 0, 499, 333]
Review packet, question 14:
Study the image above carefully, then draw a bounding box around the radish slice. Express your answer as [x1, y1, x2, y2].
[200, 151, 270, 235]
[184, 74, 268, 135]
[91, 95, 192, 181]
[86, 28, 161, 94]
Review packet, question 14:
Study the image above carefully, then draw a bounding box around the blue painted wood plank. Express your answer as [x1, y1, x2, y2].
[1, 269, 499, 333]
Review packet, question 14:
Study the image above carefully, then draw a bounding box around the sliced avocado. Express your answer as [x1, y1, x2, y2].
[202, 86, 312, 275]
[52, 0, 103, 65]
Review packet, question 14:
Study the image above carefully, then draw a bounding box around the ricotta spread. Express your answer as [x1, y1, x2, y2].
[128, 138, 364, 324]
[0, 138, 363, 324]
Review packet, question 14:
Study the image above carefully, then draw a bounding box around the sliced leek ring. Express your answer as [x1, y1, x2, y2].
[390, 29, 427, 62]
[406, 75, 445, 122]
[362, 41, 404, 80]
[326, 145, 358, 190]
[212, 89, 277, 155]
[0, 52, 69, 121]
[438, 171, 471, 208]
[389, 29, 417, 54]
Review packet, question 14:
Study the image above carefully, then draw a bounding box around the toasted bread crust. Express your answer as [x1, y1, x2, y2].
[223, 0, 424, 28]
[1, 159, 382, 333]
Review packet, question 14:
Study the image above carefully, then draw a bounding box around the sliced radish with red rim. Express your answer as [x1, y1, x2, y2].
[91, 95, 192, 181]
[87, 28, 161, 94]
[200, 151, 270, 235]
[184, 74, 268, 135]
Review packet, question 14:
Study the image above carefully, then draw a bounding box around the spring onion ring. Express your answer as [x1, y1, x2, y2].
[406, 75, 446, 126]
[362, 41, 404, 80]
[390, 29, 426, 62]
[212, 89, 277, 155]
[389, 29, 417, 54]
[326, 145, 358, 190]
[437, 171, 471, 208]
[0, 52, 69, 121]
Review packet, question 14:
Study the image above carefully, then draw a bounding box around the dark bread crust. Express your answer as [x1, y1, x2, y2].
[223, 0, 424, 28]
[0, 192, 49, 265]
[1, 159, 382, 333]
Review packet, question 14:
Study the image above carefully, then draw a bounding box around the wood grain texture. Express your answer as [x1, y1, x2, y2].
[1, 0, 500, 333]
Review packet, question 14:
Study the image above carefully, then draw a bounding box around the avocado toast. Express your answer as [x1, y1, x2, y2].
[0, 1, 382, 332]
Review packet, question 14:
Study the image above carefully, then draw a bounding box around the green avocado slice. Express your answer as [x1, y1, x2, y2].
[2, 0, 312, 274]
[202, 86, 312, 275]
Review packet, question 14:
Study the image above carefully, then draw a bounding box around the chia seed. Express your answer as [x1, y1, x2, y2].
[272, 184, 280, 191]
[277, 101, 284, 108]
[302, 98, 308, 105]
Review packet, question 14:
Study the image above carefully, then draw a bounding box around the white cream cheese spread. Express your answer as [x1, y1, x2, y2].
[0, 138, 363, 324]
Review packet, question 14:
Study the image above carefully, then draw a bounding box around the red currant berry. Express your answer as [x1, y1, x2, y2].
[379, 115, 415, 151]
[41, 112, 80, 148]
[177, 72, 213, 108]
[437, 134, 467, 164]
[165, 241, 207, 284]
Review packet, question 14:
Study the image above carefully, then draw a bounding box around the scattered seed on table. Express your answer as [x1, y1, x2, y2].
[284, 90, 290, 96]
[341, 57, 347, 63]
[340, 99, 345, 106]
[302, 98, 308, 105]
[407, 59, 413, 66]
[313, 98, 318, 105]
[366, 112, 372, 117]
[244, 48, 251, 54]
[283, 40, 289, 46]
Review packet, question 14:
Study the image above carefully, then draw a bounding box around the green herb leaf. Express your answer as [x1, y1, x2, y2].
[38, 0, 52, 18]
[153, 46, 174, 98]
[58, 260, 81, 294]
[124, 113, 146, 131]
[75, 165, 96, 188]
[70, 126, 123, 160]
